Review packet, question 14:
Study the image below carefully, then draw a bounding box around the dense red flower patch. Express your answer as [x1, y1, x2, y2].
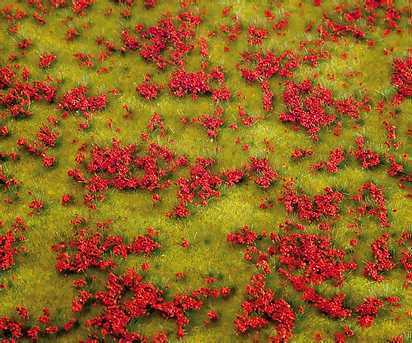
[53, 229, 160, 273]
[279, 180, 344, 222]
[58, 85, 107, 115]
[136, 74, 162, 100]
[169, 69, 210, 99]
[0, 218, 27, 286]
[352, 181, 390, 227]
[364, 233, 395, 282]
[352, 136, 381, 169]
[247, 157, 278, 189]
[226, 223, 408, 341]
[280, 80, 366, 140]
[172, 157, 222, 218]
[68, 139, 187, 208]
[133, 12, 201, 69]
[312, 147, 346, 173]
[0, 64, 57, 118]
[391, 55, 411, 104]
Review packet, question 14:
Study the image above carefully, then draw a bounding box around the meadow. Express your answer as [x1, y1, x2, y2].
[0, 0, 411, 342]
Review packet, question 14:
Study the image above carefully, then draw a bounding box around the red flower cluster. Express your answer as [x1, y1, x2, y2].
[352, 182, 390, 227]
[72, 0, 94, 14]
[136, 75, 162, 100]
[36, 125, 59, 148]
[227, 225, 260, 246]
[0, 230, 22, 271]
[240, 50, 298, 82]
[0, 64, 56, 118]
[387, 155, 404, 177]
[234, 273, 296, 342]
[173, 157, 222, 217]
[82, 269, 231, 340]
[274, 232, 357, 286]
[69, 140, 187, 208]
[239, 50, 298, 112]
[194, 110, 225, 138]
[312, 147, 345, 173]
[247, 25, 268, 46]
[399, 231, 412, 287]
[53, 229, 160, 273]
[363, 233, 395, 281]
[247, 157, 278, 189]
[136, 12, 202, 69]
[352, 136, 381, 169]
[391, 55, 411, 104]
[279, 181, 344, 222]
[0, 218, 27, 288]
[58, 85, 107, 115]
[280, 80, 364, 140]
[39, 53, 57, 69]
[0, 165, 19, 193]
[355, 297, 384, 328]
[17, 122, 59, 168]
[290, 148, 313, 160]
[0, 307, 77, 341]
[169, 69, 210, 98]
[316, 1, 404, 41]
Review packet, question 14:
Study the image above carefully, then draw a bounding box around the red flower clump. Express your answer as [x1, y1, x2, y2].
[39, 53, 57, 69]
[0, 218, 27, 287]
[280, 79, 366, 140]
[387, 155, 404, 177]
[136, 75, 162, 100]
[58, 85, 107, 115]
[0, 65, 15, 89]
[69, 139, 187, 208]
[274, 232, 357, 286]
[169, 69, 210, 99]
[53, 229, 160, 273]
[239, 50, 298, 112]
[227, 225, 261, 246]
[172, 157, 222, 217]
[0, 230, 22, 271]
[355, 297, 384, 328]
[279, 181, 344, 222]
[0, 64, 57, 118]
[0, 165, 19, 192]
[234, 273, 296, 342]
[81, 269, 231, 340]
[136, 12, 202, 69]
[247, 157, 278, 189]
[291, 148, 313, 160]
[352, 136, 381, 169]
[192, 107, 225, 138]
[0, 307, 77, 341]
[352, 182, 390, 227]
[211, 85, 231, 102]
[36, 125, 59, 147]
[247, 25, 268, 46]
[391, 55, 411, 104]
[72, 0, 94, 14]
[312, 147, 346, 173]
[363, 233, 395, 282]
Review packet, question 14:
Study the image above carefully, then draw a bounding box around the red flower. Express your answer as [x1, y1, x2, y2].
[363, 233, 395, 282]
[39, 54, 57, 69]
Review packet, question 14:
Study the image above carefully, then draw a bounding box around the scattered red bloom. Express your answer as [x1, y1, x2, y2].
[352, 136, 381, 169]
[364, 233, 395, 281]
[39, 54, 57, 69]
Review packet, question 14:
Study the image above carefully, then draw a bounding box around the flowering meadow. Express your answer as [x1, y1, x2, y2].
[0, 0, 411, 342]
